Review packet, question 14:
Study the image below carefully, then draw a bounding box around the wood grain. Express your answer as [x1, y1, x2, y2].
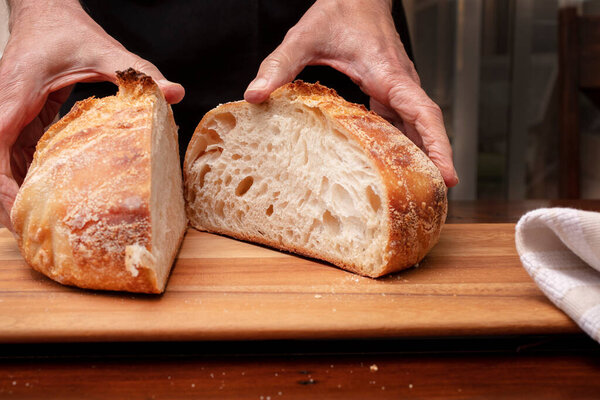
[2, 351, 599, 400]
[0, 224, 578, 343]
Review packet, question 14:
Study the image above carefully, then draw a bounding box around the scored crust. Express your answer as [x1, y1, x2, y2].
[184, 81, 447, 277]
[10, 68, 184, 293]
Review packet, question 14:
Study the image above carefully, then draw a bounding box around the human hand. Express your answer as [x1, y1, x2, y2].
[0, 0, 185, 231]
[244, 0, 458, 187]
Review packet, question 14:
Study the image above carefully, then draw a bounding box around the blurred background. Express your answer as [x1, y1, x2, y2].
[1, 0, 599, 201]
[404, 0, 600, 200]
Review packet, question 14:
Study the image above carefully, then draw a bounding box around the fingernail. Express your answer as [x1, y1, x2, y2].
[157, 78, 176, 86]
[247, 77, 268, 91]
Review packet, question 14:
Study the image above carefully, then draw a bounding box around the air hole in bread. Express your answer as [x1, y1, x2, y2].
[231, 154, 242, 160]
[215, 200, 225, 218]
[298, 189, 312, 207]
[224, 175, 232, 186]
[243, 155, 251, 161]
[236, 210, 244, 221]
[300, 139, 308, 164]
[266, 204, 274, 216]
[198, 164, 211, 188]
[267, 143, 273, 152]
[206, 129, 223, 145]
[366, 185, 381, 212]
[322, 210, 340, 234]
[193, 136, 209, 159]
[331, 183, 354, 213]
[320, 177, 329, 194]
[235, 176, 254, 196]
[205, 146, 223, 156]
[272, 191, 280, 199]
[213, 112, 237, 131]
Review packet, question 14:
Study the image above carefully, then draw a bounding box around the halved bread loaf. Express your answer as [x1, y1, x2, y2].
[10, 69, 187, 293]
[184, 81, 447, 277]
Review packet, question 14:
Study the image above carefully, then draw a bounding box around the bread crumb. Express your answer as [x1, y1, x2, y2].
[409, 384, 413, 389]
[191, 384, 195, 388]
[314, 294, 322, 298]
[370, 364, 378, 372]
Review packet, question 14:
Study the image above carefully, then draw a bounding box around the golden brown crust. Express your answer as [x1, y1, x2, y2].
[11, 69, 173, 293]
[276, 81, 447, 276]
[185, 80, 447, 278]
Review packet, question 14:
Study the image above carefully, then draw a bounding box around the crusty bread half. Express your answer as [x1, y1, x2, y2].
[10, 69, 187, 293]
[184, 81, 447, 278]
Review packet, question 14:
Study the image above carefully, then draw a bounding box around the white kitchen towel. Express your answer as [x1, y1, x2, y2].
[515, 208, 600, 343]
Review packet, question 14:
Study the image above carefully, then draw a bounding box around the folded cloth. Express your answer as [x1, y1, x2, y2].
[516, 208, 600, 342]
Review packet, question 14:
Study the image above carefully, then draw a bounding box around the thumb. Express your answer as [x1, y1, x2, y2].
[244, 37, 311, 103]
[0, 150, 19, 232]
[0, 65, 48, 231]
[95, 50, 185, 105]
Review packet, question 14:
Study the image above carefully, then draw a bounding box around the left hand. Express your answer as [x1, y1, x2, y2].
[244, 0, 458, 187]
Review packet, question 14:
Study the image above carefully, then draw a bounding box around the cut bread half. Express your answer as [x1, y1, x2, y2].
[10, 69, 187, 293]
[184, 81, 447, 277]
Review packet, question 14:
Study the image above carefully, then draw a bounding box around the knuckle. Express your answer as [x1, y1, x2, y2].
[130, 58, 155, 74]
[261, 50, 293, 73]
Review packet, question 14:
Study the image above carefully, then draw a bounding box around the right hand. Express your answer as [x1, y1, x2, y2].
[0, 0, 185, 232]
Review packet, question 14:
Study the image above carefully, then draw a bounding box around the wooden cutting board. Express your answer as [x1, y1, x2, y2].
[0, 224, 578, 343]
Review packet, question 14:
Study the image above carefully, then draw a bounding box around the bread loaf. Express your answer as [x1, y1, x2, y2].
[184, 81, 447, 278]
[10, 69, 187, 293]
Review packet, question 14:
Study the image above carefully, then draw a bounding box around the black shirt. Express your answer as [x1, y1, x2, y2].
[65, 0, 412, 157]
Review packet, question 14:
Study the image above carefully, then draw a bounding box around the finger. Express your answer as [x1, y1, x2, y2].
[92, 50, 185, 105]
[0, 174, 18, 232]
[244, 32, 312, 103]
[370, 97, 424, 149]
[0, 59, 48, 152]
[0, 147, 19, 232]
[385, 82, 458, 187]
